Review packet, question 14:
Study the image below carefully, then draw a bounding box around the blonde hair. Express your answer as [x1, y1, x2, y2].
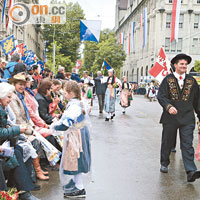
[64, 80, 81, 100]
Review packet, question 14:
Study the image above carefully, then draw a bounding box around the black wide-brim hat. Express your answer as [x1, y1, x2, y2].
[171, 53, 192, 65]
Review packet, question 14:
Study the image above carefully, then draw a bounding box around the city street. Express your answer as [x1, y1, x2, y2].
[33, 95, 200, 200]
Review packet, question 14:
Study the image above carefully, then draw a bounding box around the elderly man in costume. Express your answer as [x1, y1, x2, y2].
[157, 53, 200, 182]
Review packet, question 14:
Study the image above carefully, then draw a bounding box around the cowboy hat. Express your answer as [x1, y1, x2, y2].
[171, 53, 192, 65]
[9, 72, 27, 84]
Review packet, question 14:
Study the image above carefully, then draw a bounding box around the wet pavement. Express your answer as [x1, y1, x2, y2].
[33, 95, 200, 200]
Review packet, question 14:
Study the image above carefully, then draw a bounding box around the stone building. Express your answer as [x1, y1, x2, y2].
[115, 0, 200, 82]
[0, 0, 44, 60]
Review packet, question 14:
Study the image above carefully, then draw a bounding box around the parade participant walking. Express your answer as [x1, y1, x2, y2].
[148, 80, 156, 102]
[81, 71, 94, 112]
[120, 76, 131, 114]
[94, 71, 106, 113]
[104, 69, 121, 121]
[55, 66, 65, 80]
[157, 53, 200, 182]
[53, 81, 91, 198]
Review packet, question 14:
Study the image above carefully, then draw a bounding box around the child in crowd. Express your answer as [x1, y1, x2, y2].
[53, 80, 91, 198]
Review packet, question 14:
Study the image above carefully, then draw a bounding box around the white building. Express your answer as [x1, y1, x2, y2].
[115, 0, 200, 82]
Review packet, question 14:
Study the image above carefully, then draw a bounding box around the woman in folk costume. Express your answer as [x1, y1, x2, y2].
[8, 72, 50, 181]
[104, 69, 121, 121]
[52, 80, 91, 198]
[81, 71, 94, 112]
[120, 76, 132, 114]
[148, 80, 156, 102]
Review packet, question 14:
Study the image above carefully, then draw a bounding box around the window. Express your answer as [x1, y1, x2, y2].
[171, 40, 176, 52]
[177, 39, 182, 52]
[165, 37, 183, 52]
[169, 0, 183, 3]
[145, 66, 148, 76]
[194, 15, 199, 29]
[197, 0, 200, 3]
[165, 38, 170, 52]
[193, 38, 198, 48]
[141, 67, 143, 76]
[166, 14, 171, 28]
[179, 14, 184, 28]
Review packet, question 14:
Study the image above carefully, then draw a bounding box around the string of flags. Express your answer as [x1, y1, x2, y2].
[0, 34, 44, 68]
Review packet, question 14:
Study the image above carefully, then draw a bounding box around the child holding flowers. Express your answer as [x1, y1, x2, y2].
[53, 81, 91, 198]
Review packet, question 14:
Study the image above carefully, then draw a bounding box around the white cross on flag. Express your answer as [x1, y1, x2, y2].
[149, 48, 171, 83]
[75, 60, 82, 69]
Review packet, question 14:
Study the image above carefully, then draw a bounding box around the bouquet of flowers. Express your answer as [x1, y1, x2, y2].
[0, 188, 18, 200]
[113, 83, 118, 88]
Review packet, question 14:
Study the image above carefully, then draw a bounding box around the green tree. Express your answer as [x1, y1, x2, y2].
[46, 41, 73, 72]
[194, 60, 200, 72]
[82, 30, 126, 77]
[43, 2, 85, 72]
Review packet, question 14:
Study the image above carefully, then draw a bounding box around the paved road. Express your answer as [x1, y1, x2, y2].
[33, 95, 200, 200]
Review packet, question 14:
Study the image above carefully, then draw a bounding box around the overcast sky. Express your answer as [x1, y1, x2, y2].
[70, 0, 116, 30]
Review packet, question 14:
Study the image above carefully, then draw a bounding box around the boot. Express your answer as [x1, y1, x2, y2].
[37, 153, 49, 175]
[33, 157, 49, 181]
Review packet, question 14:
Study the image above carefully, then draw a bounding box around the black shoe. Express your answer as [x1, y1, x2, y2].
[171, 148, 176, 153]
[31, 184, 41, 191]
[64, 187, 86, 198]
[19, 192, 40, 200]
[122, 111, 125, 114]
[99, 110, 103, 113]
[160, 165, 168, 173]
[111, 114, 115, 120]
[105, 118, 109, 121]
[63, 179, 75, 191]
[187, 171, 200, 182]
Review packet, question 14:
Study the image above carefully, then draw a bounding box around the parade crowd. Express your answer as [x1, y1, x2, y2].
[0, 53, 134, 199]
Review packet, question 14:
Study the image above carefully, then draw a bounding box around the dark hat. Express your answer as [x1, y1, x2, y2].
[171, 54, 192, 65]
[13, 63, 26, 76]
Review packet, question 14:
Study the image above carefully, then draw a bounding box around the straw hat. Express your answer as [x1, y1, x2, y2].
[9, 72, 27, 84]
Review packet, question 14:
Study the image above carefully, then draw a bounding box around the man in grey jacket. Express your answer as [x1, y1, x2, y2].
[94, 71, 107, 113]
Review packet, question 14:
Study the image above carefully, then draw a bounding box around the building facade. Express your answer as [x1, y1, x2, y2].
[115, 0, 200, 82]
[0, 0, 44, 60]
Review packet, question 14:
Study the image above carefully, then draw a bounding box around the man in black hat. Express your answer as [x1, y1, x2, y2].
[157, 53, 200, 182]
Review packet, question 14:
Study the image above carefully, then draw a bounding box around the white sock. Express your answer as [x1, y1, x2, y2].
[74, 173, 84, 190]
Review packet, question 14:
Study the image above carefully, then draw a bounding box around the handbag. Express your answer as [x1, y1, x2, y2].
[128, 92, 133, 101]
[87, 89, 92, 99]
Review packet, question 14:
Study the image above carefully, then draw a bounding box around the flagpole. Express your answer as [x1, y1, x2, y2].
[53, 25, 56, 74]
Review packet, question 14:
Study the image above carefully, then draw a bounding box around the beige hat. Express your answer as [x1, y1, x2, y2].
[9, 72, 27, 84]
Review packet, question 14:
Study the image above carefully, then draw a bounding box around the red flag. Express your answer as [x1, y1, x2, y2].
[75, 60, 82, 69]
[10, 43, 24, 56]
[171, 0, 181, 42]
[149, 48, 171, 82]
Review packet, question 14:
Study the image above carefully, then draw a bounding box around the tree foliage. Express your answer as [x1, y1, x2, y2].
[82, 30, 126, 77]
[43, 2, 85, 72]
[194, 60, 200, 72]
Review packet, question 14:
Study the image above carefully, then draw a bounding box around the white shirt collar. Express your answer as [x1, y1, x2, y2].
[174, 72, 186, 80]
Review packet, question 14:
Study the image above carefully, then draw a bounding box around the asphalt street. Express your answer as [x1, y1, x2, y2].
[33, 95, 200, 200]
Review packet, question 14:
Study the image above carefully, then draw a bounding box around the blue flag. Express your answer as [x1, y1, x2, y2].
[0, 35, 16, 55]
[24, 50, 35, 65]
[80, 20, 101, 43]
[102, 60, 112, 70]
[37, 60, 44, 72]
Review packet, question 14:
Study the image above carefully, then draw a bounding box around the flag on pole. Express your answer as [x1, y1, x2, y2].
[6, 0, 12, 29]
[140, 13, 143, 47]
[2, 0, 6, 24]
[143, 7, 147, 48]
[128, 30, 131, 56]
[171, 0, 181, 42]
[0, 35, 16, 55]
[132, 22, 135, 53]
[102, 60, 112, 70]
[10, 43, 24, 57]
[80, 20, 102, 43]
[37, 60, 45, 72]
[120, 32, 124, 44]
[148, 48, 171, 83]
